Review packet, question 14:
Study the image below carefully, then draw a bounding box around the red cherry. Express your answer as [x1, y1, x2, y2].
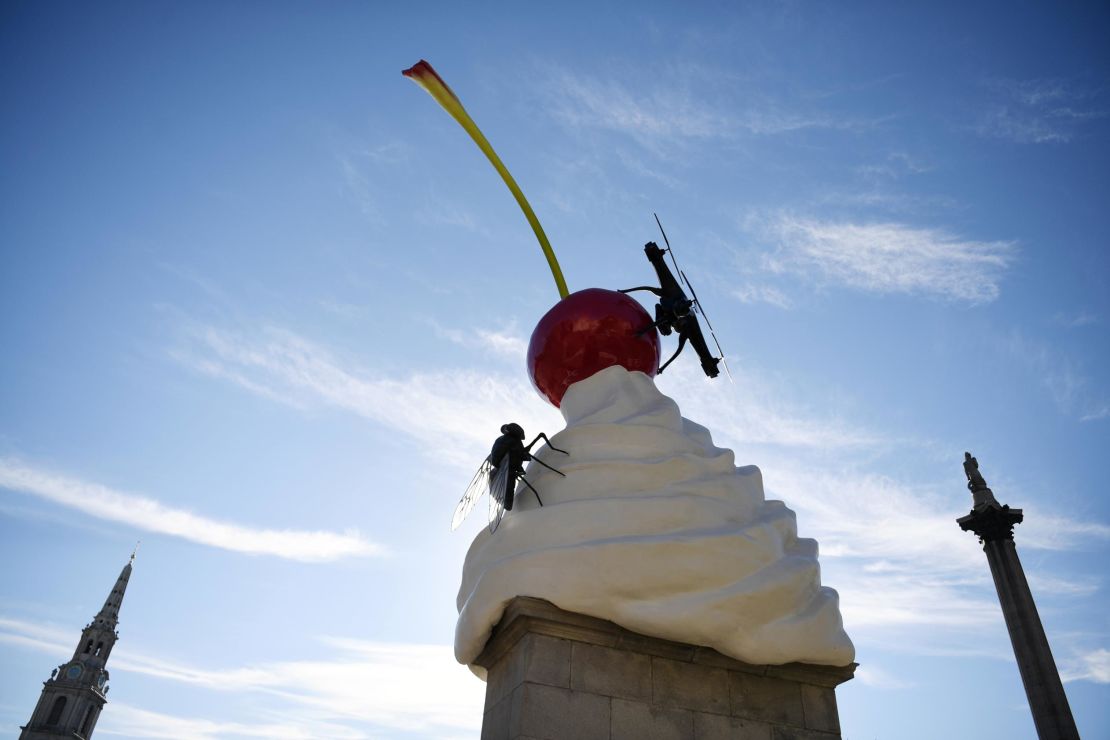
[527, 288, 661, 407]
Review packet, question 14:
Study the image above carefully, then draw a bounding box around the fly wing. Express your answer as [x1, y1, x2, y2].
[487, 463, 510, 533]
[452, 456, 492, 531]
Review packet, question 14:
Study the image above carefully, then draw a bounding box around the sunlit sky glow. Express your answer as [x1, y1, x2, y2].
[2, 2, 1108, 738]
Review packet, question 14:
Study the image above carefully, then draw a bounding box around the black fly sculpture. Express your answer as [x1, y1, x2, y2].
[620, 214, 732, 380]
[452, 423, 569, 533]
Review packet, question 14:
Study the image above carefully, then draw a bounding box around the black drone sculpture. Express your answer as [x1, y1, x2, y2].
[620, 215, 730, 379]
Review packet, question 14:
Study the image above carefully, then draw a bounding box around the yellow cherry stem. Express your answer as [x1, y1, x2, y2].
[403, 60, 569, 299]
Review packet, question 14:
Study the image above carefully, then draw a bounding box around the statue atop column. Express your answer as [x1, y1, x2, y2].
[964, 451, 998, 507]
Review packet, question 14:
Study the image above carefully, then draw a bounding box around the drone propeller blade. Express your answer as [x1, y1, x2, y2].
[720, 355, 734, 382]
[680, 270, 734, 383]
[654, 212, 685, 278]
[709, 331, 735, 382]
[680, 269, 716, 329]
[653, 212, 672, 250]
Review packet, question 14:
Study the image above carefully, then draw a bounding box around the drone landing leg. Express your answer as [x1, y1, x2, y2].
[657, 334, 688, 375]
[635, 318, 665, 338]
[519, 477, 544, 506]
[619, 286, 664, 297]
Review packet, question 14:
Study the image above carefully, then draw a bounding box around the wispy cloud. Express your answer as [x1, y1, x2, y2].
[732, 283, 792, 309]
[756, 461, 1110, 662]
[178, 319, 879, 456]
[538, 65, 881, 154]
[180, 319, 877, 464]
[543, 68, 727, 150]
[0, 459, 382, 562]
[1, 617, 482, 739]
[975, 78, 1106, 144]
[101, 704, 361, 740]
[853, 663, 914, 690]
[1061, 648, 1110, 684]
[337, 154, 382, 224]
[747, 212, 1015, 303]
[1051, 311, 1099, 328]
[174, 324, 561, 467]
[1003, 330, 1109, 422]
[855, 151, 933, 180]
[430, 321, 530, 362]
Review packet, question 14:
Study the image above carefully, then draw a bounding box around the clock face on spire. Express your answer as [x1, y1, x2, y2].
[66, 664, 82, 680]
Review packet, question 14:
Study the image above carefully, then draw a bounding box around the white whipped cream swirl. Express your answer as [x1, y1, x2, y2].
[455, 366, 855, 672]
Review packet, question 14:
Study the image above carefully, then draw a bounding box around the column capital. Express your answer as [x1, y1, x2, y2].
[957, 502, 1024, 543]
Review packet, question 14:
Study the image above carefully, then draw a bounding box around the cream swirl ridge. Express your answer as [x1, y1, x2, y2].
[455, 365, 855, 673]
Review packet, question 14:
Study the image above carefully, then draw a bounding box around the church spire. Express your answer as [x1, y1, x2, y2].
[20, 551, 137, 740]
[93, 545, 135, 629]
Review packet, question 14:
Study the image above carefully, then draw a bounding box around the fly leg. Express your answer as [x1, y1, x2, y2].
[526, 433, 569, 456]
[518, 476, 544, 506]
[528, 457, 567, 477]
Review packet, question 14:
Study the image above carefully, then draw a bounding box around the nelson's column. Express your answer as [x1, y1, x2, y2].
[19, 551, 135, 739]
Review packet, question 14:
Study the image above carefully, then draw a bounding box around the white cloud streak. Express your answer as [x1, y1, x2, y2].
[1061, 648, 1110, 684]
[975, 78, 1106, 144]
[853, 663, 914, 690]
[0, 459, 383, 562]
[1, 616, 482, 739]
[540, 66, 879, 155]
[430, 321, 530, 362]
[178, 321, 877, 456]
[732, 283, 793, 309]
[1003, 330, 1109, 422]
[175, 324, 563, 467]
[658, 364, 877, 451]
[750, 213, 1015, 303]
[100, 704, 360, 740]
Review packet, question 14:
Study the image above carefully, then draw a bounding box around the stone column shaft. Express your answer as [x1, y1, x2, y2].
[982, 539, 1079, 740]
[958, 482, 1080, 740]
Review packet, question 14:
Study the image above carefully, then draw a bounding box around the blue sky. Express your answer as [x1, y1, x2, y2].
[1, 1, 1107, 738]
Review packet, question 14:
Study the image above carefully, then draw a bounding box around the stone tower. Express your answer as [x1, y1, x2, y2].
[19, 551, 135, 740]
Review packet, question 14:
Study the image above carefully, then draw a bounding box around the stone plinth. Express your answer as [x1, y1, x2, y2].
[474, 597, 856, 740]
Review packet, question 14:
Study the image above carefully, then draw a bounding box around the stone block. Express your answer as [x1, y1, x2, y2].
[652, 657, 730, 715]
[694, 712, 774, 740]
[487, 634, 572, 711]
[611, 698, 694, 740]
[617, 630, 698, 662]
[509, 682, 611, 740]
[799, 685, 839, 733]
[771, 727, 838, 740]
[728, 672, 804, 727]
[481, 692, 512, 740]
[571, 642, 652, 701]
